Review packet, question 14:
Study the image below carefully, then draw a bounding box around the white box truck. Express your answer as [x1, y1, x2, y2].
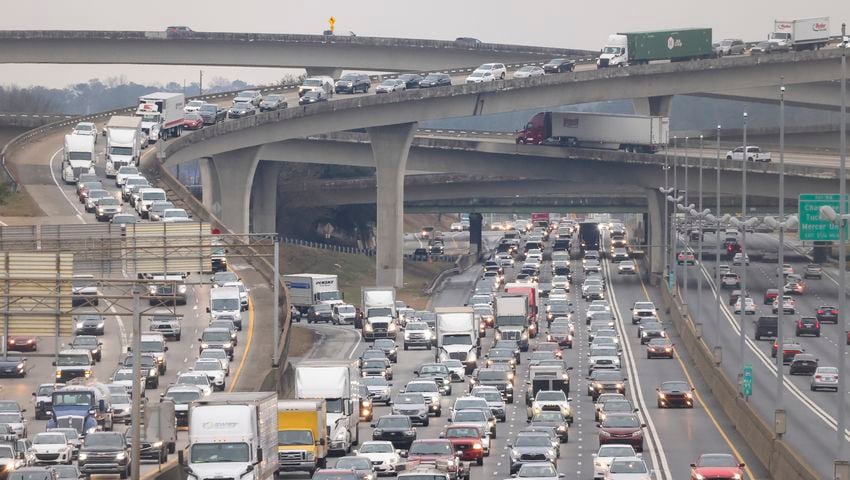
[104, 116, 144, 177]
[516, 112, 669, 153]
[361, 287, 397, 341]
[494, 294, 531, 352]
[770, 17, 830, 51]
[435, 307, 479, 373]
[295, 361, 359, 454]
[283, 274, 343, 311]
[136, 92, 185, 142]
[185, 392, 278, 480]
[61, 134, 95, 184]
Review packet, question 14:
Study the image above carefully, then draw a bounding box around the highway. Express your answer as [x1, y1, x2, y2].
[288, 225, 767, 480]
[674, 230, 849, 479]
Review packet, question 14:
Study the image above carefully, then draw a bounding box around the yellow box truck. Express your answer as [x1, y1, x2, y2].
[277, 399, 328, 475]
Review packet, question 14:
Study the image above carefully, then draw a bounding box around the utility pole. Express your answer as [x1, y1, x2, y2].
[837, 21, 848, 465]
[714, 125, 722, 350]
[776, 78, 786, 408]
[130, 286, 143, 480]
[739, 111, 749, 375]
[199, 70, 204, 96]
[272, 235, 281, 368]
[697, 135, 704, 338]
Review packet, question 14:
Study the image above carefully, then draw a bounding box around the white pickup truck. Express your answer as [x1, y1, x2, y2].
[726, 146, 772, 162]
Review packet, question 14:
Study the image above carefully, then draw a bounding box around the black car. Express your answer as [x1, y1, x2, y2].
[419, 73, 451, 88]
[789, 353, 819, 375]
[527, 411, 569, 443]
[455, 37, 481, 48]
[795, 317, 821, 337]
[816, 305, 839, 323]
[751, 41, 789, 54]
[77, 432, 130, 479]
[372, 339, 398, 363]
[638, 321, 665, 344]
[754, 316, 778, 340]
[124, 425, 168, 463]
[307, 304, 334, 323]
[122, 353, 160, 388]
[371, 414, 417, 449]
[299, 91, 328, 105]
[470, 368, 513, 402]
[335, 74, 371, 94]
[655, 380, 694, 408]
[227, 102, 256, 119]
[198, 103, 227, 125]
[398, 74, 424, 89]
[74, 314, 105, 336]
[6, 467, 59, 480]
[646, 338, 674, 359]
[69, 336, 102, 362]
[542, 58, 575, 73]
[258, 94, 287, 112]
[0, 352, 26, 378]
[586, 369, 627, 400]
[429, 243, 445, 255]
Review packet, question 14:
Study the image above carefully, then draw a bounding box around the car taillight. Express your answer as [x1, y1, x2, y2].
[815, 375, 822, 379]
[816, 322, 821, 328]
[818, 310, 825, 314]
[833, 310, 839, 315]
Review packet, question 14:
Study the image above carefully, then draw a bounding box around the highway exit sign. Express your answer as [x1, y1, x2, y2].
[798, 194, 849, 241]
[742, 364, 753, 398]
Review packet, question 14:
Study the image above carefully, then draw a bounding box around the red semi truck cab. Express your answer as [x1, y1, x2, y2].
[516, 112, 547, 144]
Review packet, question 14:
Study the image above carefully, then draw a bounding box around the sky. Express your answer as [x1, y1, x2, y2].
[1, 0, 848, 88]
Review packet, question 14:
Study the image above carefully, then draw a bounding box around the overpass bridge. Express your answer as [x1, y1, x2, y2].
[0, 30, 594, 78]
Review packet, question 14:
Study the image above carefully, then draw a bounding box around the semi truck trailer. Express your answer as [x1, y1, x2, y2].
[516, 112, 669, 153]
[283, 274, 343, 312]
[597, 28, 713, 67]
[136, 92, 185, 142]
[294, 361, 359, 454]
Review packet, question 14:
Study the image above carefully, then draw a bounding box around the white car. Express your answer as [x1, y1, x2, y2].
[496, 253, 514, 268]
[222, 281, 250, 311]
[450, 222, 464, 232]
[725, 145, 771, 162]
[617, 260, 636, 274]
[355, 441, 401, 475]
[513, 66, 545, 79]
[31, 432, 73, 465]
[530, 390, 573, 423]
[465, 70, 496, 83]
[375, 79, 406, 94]
[199, 348, 231, 376]
[593, 444, 638, 479]
[72, 122, 98, 141]
[233, 90, 262, 106]
[161, 208, 191, 223]
[192, 358, 227, 391]
[732, 253, 750, 266]
[332, 304, 358, 325]
[474, 63, 507, 79]
[526, 249, 544, 264]
[734, 297, 757, 315]
[111, 368, 146, 397]
[605, 456, 651, 480]
[110, 393, 134, 425]
[115, 166, 140, 187]
[630, 302, 656, 325]
[184, 100, 206, 113]
[176, 372, 213, 397]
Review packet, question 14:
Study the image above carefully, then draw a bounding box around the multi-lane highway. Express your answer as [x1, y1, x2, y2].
[674, 229, 849, 479]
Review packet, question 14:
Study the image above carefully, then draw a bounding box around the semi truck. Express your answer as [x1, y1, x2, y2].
[503, 283, 539, 336]
[579, 222, 601, 252]
[283, 274, 344, 312]
[136, 92, 185, 142]
[277, 399, 328, 475]
[361, 287, 397, 340]
[769, 17, 830, 51]
[494, 294, 531, 352]
[294, 361, 358, 454]
[47, 383, 114, 435]
[434, 307, 479, 373]
[516, 112, 669, 153]
[61, 134, 95, 184]
[184, 392, 278, 480]
[104, 116, 144, 177]
[597, 28, 713, 67]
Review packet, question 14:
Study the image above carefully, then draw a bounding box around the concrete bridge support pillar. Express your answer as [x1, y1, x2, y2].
[250, 161, 282, 234]
[646, 189, 665, 285]
[202, 147, 261, 233]
[305, 67, 343, 80]
[633, 95, 673, 117]
[368, 122, 417, 288]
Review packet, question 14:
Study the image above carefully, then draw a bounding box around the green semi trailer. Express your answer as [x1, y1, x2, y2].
[597, 28, 713, 67]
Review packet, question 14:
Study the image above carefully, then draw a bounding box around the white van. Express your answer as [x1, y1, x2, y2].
[298, 76, 335, 97]
[135, 188, 167, 218]
[208, 286, 243, 328]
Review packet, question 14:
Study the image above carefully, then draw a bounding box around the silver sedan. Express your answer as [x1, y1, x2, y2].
[810, 366, 839, 392]
[376, 79, 407, 94]
[513, 66, 545, 79]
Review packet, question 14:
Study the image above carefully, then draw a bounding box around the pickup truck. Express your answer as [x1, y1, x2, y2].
[77, 431, 130, 479]
[726, 146, 771, 162]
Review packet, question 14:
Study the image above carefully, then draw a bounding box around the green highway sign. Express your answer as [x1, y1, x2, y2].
[742, 364, 753, 398]
[798, 194, 849, 241]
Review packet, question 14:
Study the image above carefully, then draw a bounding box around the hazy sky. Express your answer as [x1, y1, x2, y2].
[1, 0, 848, 88]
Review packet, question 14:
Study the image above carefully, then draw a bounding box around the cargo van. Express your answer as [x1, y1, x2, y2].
[208, 286, 243, 328]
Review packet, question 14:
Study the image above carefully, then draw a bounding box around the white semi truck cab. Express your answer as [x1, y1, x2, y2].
[597, 34, 628, 67]
[435, 307, 479, 373]
[62, 134, 95, 184]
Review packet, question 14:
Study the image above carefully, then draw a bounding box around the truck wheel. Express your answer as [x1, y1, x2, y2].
[477, 457, 483, 466]
[120, 467, 128, 479]
[404, 344, 409, 350]
[168, 442, 175, 454]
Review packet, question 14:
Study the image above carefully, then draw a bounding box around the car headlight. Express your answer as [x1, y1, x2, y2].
[78, 453, 88, 461]
[510, 450, 520, 459]
[152, 441, 163, 448]
[365, 324, 373, 332]
[149, 369, 157, 377]
[16, 363, 23, 369]
[201, 343, 209, 349]
[116, 452, 127, 460]
[557, 425, 566, 431]
[657, 392, 666, 399]
[178, 285, 187, 294]
[631, 430, 642, 437]
[467, 351, 477, 362]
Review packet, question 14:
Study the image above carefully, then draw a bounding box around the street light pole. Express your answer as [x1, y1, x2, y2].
[664, 150, 670, 280]
[715, 125, 722, 350]
[740, 111, 749, 373]
[837, 22, 848, 463]
[684, 136, 690, 308]
[697, 135, 704, 338]
[672, 136, 679, 291]
[776, 79, 786, 408]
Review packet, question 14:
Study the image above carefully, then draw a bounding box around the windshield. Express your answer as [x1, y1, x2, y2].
[361, 377, 389, 387]
[0, 447, 11, 459]
[211, 298, 240, 312]
[111, 394, 130, 404]
[113, 371, 134, 381]
[110, 146, 134, 156]
[34, 433, 67, 444]
[360, 443, 394, 453]
[0, 413, 20, 423]
[441, 334, 471, 346]
[479, 371, 506, 381]
[536, 392, 565, 401]
[57, 354, 90, 366]
[303, 79, 323, 86]
[200, 104, 217, 112]
[278, 430, 313, 445]
[363, 360, 386, 369]
[476, 391, 501, 402]
[518, 465, 557, 477]
[405, 383, 436, 393]
[37, 385, 55, 396]
[610, 460, 647, 474]
[202, 331, 231, 342]
[496, 316, 526, 327]
[515, 436, 551, 447]
[179, 375, 209, 387]
[662, 382, 689, 391]
[165, 391, 201, 404]
[75, 124, 93, 131]
[68, 152, 92, 161]
[454, 411, 485, 422]
[533, 412, 563, 422]
[85, 433, 122, 447]
[454, 399, 486, 410]
[698, 454, 738, 467]
[140, 340, 164, 352]
[378, 416, 411, 428]
[194, 362, 220, 371]
[410, 442, 452, 455]
[190, 442, 250, 463]
[337, 306, 355, 315]
[53, 392, 93, 407]
[336, 457, 372, 470]
[604, 416, 640, 428]
[445, 427, 480, 438]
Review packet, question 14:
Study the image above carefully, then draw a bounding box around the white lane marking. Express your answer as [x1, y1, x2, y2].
[603, 256, 672, 480]
[48, 147, 86, 223]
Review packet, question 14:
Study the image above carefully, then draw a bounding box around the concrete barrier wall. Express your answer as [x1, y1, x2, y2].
[659, 286, 820, 480]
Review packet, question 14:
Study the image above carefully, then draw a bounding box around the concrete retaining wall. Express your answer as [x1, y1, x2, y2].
[659, 286, 820, 480]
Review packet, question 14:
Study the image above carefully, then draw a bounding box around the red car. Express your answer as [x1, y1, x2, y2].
[597, 413, 645, 451]
[183, 113, 204, 130]
[690, 453, 745, 480]
[7, 335, 37, 352]
[441, 424, 485, 465]
[406, 439, 467, 480]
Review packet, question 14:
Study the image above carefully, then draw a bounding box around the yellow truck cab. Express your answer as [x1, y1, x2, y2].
[277, 399, 328, 475]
